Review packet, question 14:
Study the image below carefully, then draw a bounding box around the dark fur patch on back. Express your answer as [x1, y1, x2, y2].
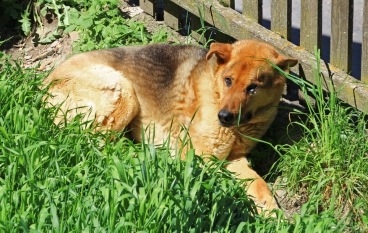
[140, 45, 206, 80]
[107, 44, 208, 109]
[108, 48, 128, 62]
[133, 44, 181, 89]
[109, 44, 207, 87]
[139, 45, 206, 104]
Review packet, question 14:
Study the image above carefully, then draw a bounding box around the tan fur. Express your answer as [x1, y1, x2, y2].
[43, 40, 298, 213]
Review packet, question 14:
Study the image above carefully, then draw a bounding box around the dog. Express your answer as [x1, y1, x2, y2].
[43, 39, 298, 213]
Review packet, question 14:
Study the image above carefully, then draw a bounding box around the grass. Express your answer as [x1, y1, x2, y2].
[0, 54, 349, 232]
[1, 0, 367, 231]
[270, 48, 368, 231]
[0, 54, 256, 232]
[0, 43, 357, 233]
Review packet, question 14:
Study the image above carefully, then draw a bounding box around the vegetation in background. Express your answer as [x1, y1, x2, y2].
[1, 0, 169, 50]
[1, 0, 31, 33]
[1, 0, 77, 37]
[63, 0, 169, 52]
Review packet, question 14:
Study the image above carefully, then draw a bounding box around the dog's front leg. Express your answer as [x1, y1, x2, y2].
[225, 155, 278, 215]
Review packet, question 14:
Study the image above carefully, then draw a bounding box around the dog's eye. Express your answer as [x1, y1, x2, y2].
[246, 83, 258, 94]
[224, 77, 232, 87]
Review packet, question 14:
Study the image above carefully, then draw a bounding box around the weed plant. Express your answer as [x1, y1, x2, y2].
[273, 48, 368, 231]
[1, 0, 169, 48]
[64, 0, 169, 52]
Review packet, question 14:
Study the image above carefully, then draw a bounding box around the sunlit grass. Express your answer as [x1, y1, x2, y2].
[0, 57, 256, 232]
[273, 48, 368, 231]
[0, 46, 352, 232]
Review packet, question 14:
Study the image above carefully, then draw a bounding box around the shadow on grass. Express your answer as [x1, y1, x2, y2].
[249, 97, 307, 181]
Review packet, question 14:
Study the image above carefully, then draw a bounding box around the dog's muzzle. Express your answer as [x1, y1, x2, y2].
[218, 110, 253, 127]
[218, 109, 235, 127]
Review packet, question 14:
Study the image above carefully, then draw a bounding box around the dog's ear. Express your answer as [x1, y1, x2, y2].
[206, 42, 233, 64]
[276, 55, 298, 71]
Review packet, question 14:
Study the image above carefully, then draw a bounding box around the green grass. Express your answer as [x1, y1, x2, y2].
[1, 43, 356, 233]
[0, 55, 254, 232]
[0, 54, 349, 232]
[271, 48, 368, 231]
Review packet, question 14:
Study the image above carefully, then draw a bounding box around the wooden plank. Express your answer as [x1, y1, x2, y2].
[271, 0, 292, 40]
[218, 0, 235, 9]
[243, 0, 263, 24]
[164, 0, 180, 30]
[169, 0, 368, 113]
[330, 0, 353, 73]
[300, 0, 322, 53]
[139, 0, 157, 18]
[362, 0, 368, 83]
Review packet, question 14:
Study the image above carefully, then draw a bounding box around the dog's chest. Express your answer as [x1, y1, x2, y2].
[185, 117, 236, 160]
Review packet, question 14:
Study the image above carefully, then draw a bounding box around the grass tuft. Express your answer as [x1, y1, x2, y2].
[273, 48, 368, 231]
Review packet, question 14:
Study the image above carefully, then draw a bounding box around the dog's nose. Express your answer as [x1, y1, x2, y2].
[218, 110, 234, 125]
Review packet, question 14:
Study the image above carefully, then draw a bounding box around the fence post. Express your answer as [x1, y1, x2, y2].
[219, 0, 235, 9]
[243, 0, 263, 24]
[164, 1, 181, 30]
[213, 0, 237, 44]
[300, 0, 322, 53]
[139, 0, 157, 18]
[271, 0, 292, 40]
[362, 0, 368, 83]
[330, 0, 353, 73]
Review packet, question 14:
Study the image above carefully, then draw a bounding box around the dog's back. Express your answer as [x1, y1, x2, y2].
[44, 44, 209, 137]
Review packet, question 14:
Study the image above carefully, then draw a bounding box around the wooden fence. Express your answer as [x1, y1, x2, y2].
[138, 0, 368, 112]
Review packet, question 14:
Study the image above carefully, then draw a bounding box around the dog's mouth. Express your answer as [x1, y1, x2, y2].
[218, 110, 253, 127]
[218, 121, 234, 127]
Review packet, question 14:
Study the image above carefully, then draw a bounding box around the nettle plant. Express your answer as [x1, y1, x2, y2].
[4, 0, 168, 50]
[1, 0, 76, 39]
[63, 0, 166, 52]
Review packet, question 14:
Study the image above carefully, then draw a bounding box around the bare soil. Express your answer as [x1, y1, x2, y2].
[0, 1, 307, 219]
[1, 11, 72, 71]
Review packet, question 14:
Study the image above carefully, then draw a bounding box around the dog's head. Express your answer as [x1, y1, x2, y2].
[206, 40, 298, 127]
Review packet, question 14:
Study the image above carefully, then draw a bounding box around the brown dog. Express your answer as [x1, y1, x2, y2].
[43, 40, 297, 213]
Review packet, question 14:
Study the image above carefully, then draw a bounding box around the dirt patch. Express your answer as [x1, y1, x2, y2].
[1, 12, 72, 71]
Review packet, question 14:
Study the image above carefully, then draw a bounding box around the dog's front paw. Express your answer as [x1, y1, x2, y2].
[254, 196, 279, 217]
